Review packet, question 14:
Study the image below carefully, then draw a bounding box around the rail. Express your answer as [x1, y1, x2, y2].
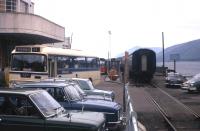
[147, 92, 177, 131]
[151, 83, 200, 119]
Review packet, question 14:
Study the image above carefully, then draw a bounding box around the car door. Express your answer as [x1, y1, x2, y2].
[0, 95, 45, 131]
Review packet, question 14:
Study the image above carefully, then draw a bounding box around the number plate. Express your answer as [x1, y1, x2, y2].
[20, 73, 31, 78]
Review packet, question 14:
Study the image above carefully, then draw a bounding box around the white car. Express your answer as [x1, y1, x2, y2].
[70, 78, 115, 101]
[181, 75, 200, 93]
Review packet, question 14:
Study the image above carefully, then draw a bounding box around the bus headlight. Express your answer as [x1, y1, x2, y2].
[9, 81, 17, 88]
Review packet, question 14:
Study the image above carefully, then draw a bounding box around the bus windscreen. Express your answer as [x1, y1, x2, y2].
[11, 54, 47, 72]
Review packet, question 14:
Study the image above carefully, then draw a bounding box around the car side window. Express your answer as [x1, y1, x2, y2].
[45, 88, 55, 97]
[55, 88, 65, 102]
[0, 95, 39, 117]
[0, 95, 18, 115]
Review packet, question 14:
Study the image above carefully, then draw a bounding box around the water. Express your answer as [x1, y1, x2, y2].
[157, 61, 200, 76]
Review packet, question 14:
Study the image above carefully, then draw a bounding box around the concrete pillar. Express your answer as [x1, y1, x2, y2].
[17, 0, 20, 12]
[0, 43, 2, 70]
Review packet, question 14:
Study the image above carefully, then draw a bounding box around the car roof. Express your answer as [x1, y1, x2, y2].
[0, 88, 44, 95]
[167, 72, 182, 76]
[71, 78, 89, 81]
[40, 78, 89, 83]
[16, 81, 70, 88]
[168, 72, 180, 75]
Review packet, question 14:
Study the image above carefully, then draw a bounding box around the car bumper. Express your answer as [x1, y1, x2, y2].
[106, 117, 124, 130]
[165, 83, 182, 86]
[188, 86, 197, 91]
[181, 86, 189, 90]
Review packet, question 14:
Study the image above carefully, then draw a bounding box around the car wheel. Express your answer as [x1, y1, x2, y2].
[188, 90, 193, 93]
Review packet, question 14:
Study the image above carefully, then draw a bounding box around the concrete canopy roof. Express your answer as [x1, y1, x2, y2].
[0, 13, 65, 45]
[0, 33, 62, 45]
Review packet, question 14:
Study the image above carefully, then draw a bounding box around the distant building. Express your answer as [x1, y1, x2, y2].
[45, 37, 72, 49]
[0, 0, 34, 13]
[0, 0, 65, 84]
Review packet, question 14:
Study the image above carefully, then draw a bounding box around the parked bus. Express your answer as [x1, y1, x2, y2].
[9, 45, 101, 86]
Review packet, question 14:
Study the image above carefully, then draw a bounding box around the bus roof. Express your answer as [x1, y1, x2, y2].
[12, 45, 98, 58]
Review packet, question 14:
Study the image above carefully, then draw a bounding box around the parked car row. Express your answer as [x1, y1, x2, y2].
[0, 78, 123, 131]
[165, 72, 200, 93]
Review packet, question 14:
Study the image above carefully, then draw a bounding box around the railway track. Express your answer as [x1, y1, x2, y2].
[146, 84, 200, 131]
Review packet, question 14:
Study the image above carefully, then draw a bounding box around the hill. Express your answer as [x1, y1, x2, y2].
[157, 39, 200, 62]
[116, 46, 162, 57]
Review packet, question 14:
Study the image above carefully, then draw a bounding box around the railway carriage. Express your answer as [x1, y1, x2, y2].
[128, 48, 156, 83]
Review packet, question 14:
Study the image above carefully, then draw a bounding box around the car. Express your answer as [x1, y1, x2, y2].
[165, 72, 187, 87]
[0, 88, 106, 131]
[70, 78, 115, 101]
[181, 74, 200, 93]
[40, 78, 113, 101]
[70, 82, 113, 101]
[14, 82, 123, 130]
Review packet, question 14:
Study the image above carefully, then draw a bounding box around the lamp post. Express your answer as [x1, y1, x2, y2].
[108, 30, 112, 59]
[108, 30, 112, 72]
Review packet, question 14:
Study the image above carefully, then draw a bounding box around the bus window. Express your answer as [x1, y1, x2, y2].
[87, 57, 99, 69]
[73, 57, 86, 69]
[11, 54, 47, 72]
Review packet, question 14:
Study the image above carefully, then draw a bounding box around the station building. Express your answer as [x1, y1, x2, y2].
[0, 0, 65, 84]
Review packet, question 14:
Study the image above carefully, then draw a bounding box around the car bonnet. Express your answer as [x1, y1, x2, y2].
[78, 99, 121, 111]
[47, 111, 105, 128]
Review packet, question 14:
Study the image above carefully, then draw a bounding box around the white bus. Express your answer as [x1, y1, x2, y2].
[9, 45, 101, 85]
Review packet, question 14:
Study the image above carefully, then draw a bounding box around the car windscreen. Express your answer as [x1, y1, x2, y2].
[73, 84, 85, 95]
[30, 91, 62, 117]
[169, 75, 180, 79]
[78, 80, 94, 90]
[64, 85, 82, 101]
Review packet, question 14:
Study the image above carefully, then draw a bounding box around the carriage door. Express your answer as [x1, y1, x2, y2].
[48, 56, 57, 77]
[141, 55, 147, 71]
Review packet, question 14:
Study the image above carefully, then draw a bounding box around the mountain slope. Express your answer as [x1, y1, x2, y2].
[157, 39, 200, 62]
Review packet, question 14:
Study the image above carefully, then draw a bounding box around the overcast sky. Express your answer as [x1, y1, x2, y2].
[32, 0, 200, 58]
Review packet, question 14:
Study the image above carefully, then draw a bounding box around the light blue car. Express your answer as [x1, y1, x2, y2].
[70, 78, 115, 101]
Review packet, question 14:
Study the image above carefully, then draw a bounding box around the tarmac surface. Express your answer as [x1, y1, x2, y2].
[96, 75, 200, 131]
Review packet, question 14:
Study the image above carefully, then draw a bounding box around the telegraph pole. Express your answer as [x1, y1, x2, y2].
[123, 51, 129, 112]
[162, 32, 165, 75]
